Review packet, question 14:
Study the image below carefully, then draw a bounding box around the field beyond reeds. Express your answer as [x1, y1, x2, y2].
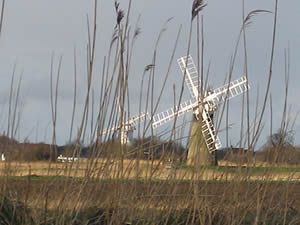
[1, 160, 300, 182]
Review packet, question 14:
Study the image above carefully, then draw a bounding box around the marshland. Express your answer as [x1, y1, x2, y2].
[0, 0, 300, 224]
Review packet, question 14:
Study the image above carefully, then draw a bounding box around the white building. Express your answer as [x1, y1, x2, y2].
[1, 153, 5, 161]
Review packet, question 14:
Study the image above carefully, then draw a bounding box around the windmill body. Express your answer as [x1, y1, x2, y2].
[152, 55, 249, 165]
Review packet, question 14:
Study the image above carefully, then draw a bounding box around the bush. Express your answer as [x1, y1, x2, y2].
[130, 137, 186, 161]
[0, 195, 33, 225]
[256, 145, 300, 164]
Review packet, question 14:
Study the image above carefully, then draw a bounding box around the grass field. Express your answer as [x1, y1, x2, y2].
[1, 160, 300, 182]
[1, 162, 300, 224]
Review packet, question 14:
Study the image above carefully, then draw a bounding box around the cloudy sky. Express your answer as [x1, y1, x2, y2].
[0, 0, 299, 148]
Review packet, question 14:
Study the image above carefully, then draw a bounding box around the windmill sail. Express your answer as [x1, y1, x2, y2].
[126, 112, 149, 128]
[152, 99, 198, 129]
[100, 112, 148, 144]
[177, 55, 200, 98]
[205, 76, 249, 107]
[197, 107, 222, 152]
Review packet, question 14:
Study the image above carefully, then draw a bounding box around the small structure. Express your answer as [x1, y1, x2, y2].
[1, 153, 5, 161]
[57, 154, 79, 163]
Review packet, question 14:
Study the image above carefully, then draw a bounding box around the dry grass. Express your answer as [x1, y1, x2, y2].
[1, 160, 299, 182]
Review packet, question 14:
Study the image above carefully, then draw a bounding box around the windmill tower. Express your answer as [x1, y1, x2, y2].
[152, 55, 249, 166]
[101, 112, 148, 145]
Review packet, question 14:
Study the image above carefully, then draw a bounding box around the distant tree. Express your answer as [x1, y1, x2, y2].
[131, 136, 186, 161]
[257, 128, 298, 164]
[268, 129, 294, 148]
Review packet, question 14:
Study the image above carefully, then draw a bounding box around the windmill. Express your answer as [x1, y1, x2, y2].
[100, 112, 148, 145]
[151, 55, 249, 166]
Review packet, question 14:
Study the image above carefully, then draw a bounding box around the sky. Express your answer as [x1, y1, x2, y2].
[0, 0, 299, 148]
